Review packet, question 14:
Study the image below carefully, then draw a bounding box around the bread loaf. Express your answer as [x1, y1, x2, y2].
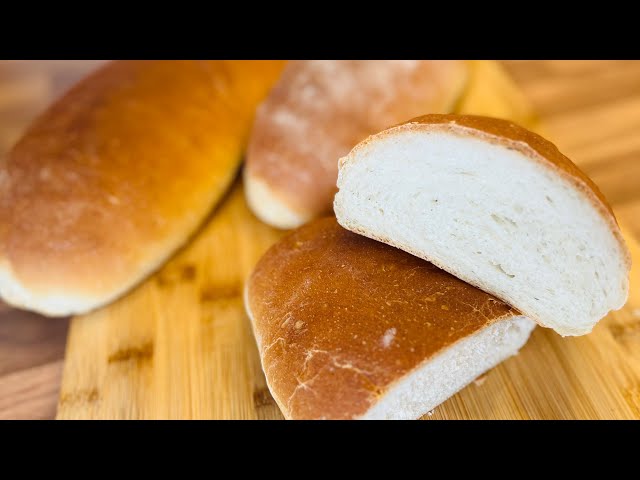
[335, 114, 631, 336]
[244, 60, 468, 229]
[0, 60, 285, 316]
[245, 217, 535, 420]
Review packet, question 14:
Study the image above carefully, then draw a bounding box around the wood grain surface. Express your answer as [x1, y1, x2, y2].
[1, 60, 640, 419]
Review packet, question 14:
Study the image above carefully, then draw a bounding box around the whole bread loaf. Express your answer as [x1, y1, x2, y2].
[0, 60, 285, 316]
[244, 60, 468, 229]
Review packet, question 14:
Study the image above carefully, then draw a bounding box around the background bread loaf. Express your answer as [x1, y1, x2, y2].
[245, 60, 469, 229]
[0, 60, 285, 316]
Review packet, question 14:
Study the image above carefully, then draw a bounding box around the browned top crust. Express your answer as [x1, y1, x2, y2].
[246, 217, 518, 420]
[0, 60, 285, 314]
[245, 61, 468, 220]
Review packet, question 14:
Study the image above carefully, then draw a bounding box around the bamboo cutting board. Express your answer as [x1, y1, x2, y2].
[57, 61, 640, 419]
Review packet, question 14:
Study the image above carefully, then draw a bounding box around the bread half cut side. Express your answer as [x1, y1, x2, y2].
[335, 114, 631, 336]
[245, 217, 535, 420]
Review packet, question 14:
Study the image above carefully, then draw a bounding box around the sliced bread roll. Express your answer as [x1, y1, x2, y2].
[335, 114, 631, 336]
[244, 60, 468, 229]
[0, 60, 285, 316]
[245, 217, 535, 420]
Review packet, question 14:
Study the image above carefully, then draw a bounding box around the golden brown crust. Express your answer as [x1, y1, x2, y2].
[344, 113, 631, 270]
[246, 217, 518, 420]
[0, 60, 285, 315]
[245, 61, 469, 225]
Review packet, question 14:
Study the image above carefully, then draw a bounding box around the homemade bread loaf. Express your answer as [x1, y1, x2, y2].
[244, 60, 468, 229]
[245, 217, 535, 420]
[0, 60, 285, 316]
[335, 114, 631, 336]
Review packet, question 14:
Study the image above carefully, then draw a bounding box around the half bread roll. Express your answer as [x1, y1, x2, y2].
[245, 217, 535, 420]
[335, 114, 631, 336]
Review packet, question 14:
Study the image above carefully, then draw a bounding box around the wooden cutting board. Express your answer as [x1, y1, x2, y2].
[56, 61, 640, 419]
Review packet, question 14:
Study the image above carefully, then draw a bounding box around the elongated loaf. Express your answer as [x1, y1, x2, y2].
[245, 217, 535, 420]
[244, 60, 468, 229]
[335, 114, 631, 336]
[0, 60, 285, 316]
